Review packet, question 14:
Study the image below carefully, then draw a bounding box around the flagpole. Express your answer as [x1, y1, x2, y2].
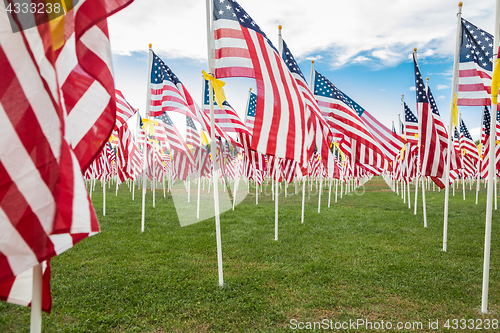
[141, 44, 153, 233]
[482, 0, 500, 313]
[206, 0, 223, 286]
[443, 3, 463, 251]
[30, 263, 42, 333]
[460, 113, 466, 201]
[274, 25, 284, 240]
[477, 107, 484, 204]
[402, 95, 411, 209]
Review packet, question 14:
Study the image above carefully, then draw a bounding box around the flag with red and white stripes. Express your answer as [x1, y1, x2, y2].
[457, 18, 494, 106]
[313, 71, 389, 165]
[202, 79, 250, 135]
[186, 116, 201, 148]
[341, 91, 406, 163]
[404, 102, 419, 145]
[213, 0, 312, 172]
[157, 113, 194, 165]
[0, 0, 132, 311]
[149, 52, 199, 119]
[414, 54, 446, 182]
[115, 89, 137, 129]
[460, 118, 480, 178]
[281, 40, 333, 167]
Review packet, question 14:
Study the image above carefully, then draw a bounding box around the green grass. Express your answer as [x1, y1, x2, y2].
[1, 177, 500, 332]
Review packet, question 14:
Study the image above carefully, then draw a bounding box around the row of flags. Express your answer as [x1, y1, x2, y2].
[3, 0, 500, 321]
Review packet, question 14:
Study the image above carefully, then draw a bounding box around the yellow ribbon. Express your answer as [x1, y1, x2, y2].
[142, 119, 158, 135]
[333, 143, 346, 162]
[399, 144, 406, 161]
[451, 94, 458, 129]
[109, 134, 117, 143]
[201, 131, 209, 145]
[492, 59, 500, 105]
[203, 70, 226, 110]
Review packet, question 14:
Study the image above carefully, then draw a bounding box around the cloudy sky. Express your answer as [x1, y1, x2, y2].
[107, 0, 496, 140]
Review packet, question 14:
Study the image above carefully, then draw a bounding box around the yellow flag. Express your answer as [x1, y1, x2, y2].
[142, 119, 158, 135]
[202, 70, 226, 109]
[201, 131, 209, 145]
[492, 59, 500, 105]
[452, 94, 458, 129]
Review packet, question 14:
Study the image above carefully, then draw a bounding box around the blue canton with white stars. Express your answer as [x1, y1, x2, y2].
[460, 119, 473, 141]
[151, 52, 183, 85]
[213, 0, 277, 53]
[413, 55, 428, 104]
[404, 102, 418, 123]
[186, 116, 197, 130]
[460, 18, 493, 71]
[282, 40, 306, 82]
[314, 71, 363, 116]
[427, 86, 441, 116]
[454, 127, 460, 140]
[204, 79, 231, 108]
[159, 113, 174, 127]
[247, 92, 257, 118]
[483, 106, 491, 136]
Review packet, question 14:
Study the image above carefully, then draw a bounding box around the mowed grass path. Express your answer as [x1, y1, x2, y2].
[1, 177, 500, 332]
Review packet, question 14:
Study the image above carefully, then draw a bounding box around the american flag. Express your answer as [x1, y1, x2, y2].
[149, 52, 198, 119]
[342, 91, 406, 163]
[460, 118, 480, 178]
[0, 0, 132, 311]
[457, 18, 493, 106]
[414, 53, 445, 180]
[282, 40, 332, 168]
[281, 159, 297, 183]
[202, 79, 250, 135]
[115, 89, 137, 129]
[186, 116, 201, 147]
[157, 113, 194, 165]
[116, 123, 143, 182]
[213, 0, 311, 172]
[245, 91, 257, 132]
[427, 86, 449, 150]
[313, 71, 387, 164]
[480, 107, 500, 178]
[193, 146, 211, 178]
[404, 102, 419, 145]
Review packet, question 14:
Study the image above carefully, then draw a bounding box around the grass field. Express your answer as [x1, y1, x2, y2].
[1, 177, 500, 332]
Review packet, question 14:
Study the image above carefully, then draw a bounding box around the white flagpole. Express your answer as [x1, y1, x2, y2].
[477, 108, 484, 204]
[482, 0, 500, 313]
[273, 25, 286, 240]
[443, 3, 463, 252]
[403, 98, 411, 210]
[30, 263, 42, 333]
[206, 0, 223, 286]
[103, 180, 106, 216]
[335, 178, 338, 202]
[301, 177, 306, 223]
[328, 178, 332, 207]
[141, 45, 153, 233]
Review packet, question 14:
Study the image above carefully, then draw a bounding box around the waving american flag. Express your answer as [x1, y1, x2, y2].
[213, 0, 312, 172]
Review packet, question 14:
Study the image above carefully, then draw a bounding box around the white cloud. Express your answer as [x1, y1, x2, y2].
[409, 87, 416, 91]
[437, 84, 449, 90]
[108, 0, 495, 69]
[437, 95, 446, 100]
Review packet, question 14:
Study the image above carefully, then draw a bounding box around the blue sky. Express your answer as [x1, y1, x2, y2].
[108, 0, 495, 141]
